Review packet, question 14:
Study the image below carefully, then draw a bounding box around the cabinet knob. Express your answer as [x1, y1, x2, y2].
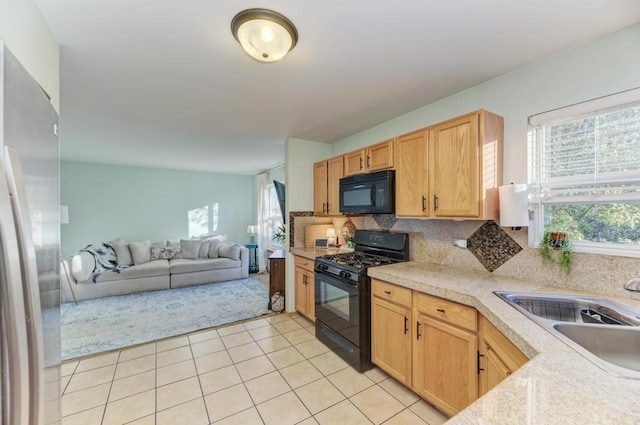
[384, 290, 391, 295]
[436, 308, 446, 314]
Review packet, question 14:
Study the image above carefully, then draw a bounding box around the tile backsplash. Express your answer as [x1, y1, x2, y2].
[358, 216, 640, 301]
[288, 212, 640, 301]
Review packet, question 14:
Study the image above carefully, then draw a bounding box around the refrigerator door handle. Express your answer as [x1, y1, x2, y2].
[4, 147, 45, 425]
[0, 151, 31, 425]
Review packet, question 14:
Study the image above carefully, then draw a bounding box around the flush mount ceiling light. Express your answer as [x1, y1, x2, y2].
[231, 8, 298, 63]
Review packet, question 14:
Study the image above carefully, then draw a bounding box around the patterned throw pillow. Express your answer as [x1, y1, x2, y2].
[166, 240, 183, 259]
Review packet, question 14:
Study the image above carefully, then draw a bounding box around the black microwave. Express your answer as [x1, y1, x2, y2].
[339, 170, 395, 214]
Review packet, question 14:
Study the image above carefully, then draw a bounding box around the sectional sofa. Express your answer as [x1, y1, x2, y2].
[61, 236, 249, 303]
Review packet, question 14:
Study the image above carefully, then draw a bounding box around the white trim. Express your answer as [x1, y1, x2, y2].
[529, 87, 640, 125]
[572, 241, 640, 258]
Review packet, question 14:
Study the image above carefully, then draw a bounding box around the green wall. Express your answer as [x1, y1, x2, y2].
[60, 161, 255, 257]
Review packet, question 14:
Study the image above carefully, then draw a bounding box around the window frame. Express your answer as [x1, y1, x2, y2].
[527, 88, 640, 258]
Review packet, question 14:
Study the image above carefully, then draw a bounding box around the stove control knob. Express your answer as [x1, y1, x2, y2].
[339, 270, 351, 279]
[317, 264, 328, 271]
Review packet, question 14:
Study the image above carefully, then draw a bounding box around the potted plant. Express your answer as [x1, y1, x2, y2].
[538, 230, 574, 275]
[273, 223, 286, 245]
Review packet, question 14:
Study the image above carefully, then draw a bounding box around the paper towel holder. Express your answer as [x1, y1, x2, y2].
[499, 183, 529, 231]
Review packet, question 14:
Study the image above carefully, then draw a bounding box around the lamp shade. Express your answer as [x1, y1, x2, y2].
[499, 184, 529, 227]
[247, 225, 258, 234]
[231, 9, 298, 63]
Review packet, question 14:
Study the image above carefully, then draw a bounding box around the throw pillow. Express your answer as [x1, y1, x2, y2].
[109, 238, 133, 266]
[150, 241, 166, 260]
[198, 240, 210, 259]
[129, 240, 151, 265]
[166, 240, 182, 259]
[219, 243, 241, 261]
[207, 239, 223, 258]
[180, 239, 201, 260]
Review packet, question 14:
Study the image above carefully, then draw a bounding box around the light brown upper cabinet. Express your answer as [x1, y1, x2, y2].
[429, 110, 503, 219]
[313, 156, 344, 216]
[395, 110, 503, 219]
[344, 139, 395, 177]
[395, 129, 431, 217]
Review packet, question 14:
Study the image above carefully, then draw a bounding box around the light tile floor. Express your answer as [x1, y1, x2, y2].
[61, 313, 448, 425]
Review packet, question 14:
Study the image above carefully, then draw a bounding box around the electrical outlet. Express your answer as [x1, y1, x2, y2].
[452, 238, 468, 248]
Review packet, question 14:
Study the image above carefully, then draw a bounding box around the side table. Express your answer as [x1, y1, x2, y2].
[268, 250, 285, 310]
[245, 243, 258, 273]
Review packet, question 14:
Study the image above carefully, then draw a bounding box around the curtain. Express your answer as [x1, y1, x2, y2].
[256, 172, 269, 273]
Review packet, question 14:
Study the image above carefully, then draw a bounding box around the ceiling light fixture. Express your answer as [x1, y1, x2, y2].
[231, 8, 298, 63]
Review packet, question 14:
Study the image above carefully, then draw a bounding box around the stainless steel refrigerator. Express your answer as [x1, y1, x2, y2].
[0, 43, 61, 425]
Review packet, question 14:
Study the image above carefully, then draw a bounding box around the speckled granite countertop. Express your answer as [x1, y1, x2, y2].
[290, 247, 640, 423]
[290, 246, 353, 260]
[367, 261, 640, 425]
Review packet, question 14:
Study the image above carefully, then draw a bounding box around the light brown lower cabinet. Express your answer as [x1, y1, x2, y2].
[478, 316, 528, 396]
[294, 256, 315, 321]
[371, 280, 412, 386]
[371, 279, 528, 418]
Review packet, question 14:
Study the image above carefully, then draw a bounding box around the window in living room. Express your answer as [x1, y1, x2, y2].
[264, 183, 283, 247]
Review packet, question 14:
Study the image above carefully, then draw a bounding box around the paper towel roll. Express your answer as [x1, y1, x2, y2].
[499, 184, 528, 227]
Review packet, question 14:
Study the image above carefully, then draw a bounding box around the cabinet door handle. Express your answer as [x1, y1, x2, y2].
[477, 351, 485, 374]
[421, 196, 426, 211]
[433, 195, 439, 211]
[384, 290, 391, 295]
[436, 308, 445, 313]
[404, 316, 408, 334]
[326, 203, 329, 214]
[416, 321, 421, 340]
[367, 155, 371, 168]
[303, 275, 307, 285]
[359, 157, 363, 170]
[322, 202, 327, 213]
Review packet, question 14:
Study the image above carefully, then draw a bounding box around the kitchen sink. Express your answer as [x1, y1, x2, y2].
[495, 291, 640, 379]
[553, 323, 640, 375]
[494, 292, 640, 326]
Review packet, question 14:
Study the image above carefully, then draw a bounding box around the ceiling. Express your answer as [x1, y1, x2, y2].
[36, 1, 640, 175]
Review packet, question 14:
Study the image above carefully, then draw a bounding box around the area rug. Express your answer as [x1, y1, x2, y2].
[61, 276, 270, 360]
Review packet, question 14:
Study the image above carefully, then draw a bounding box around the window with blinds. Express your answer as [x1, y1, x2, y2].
[528, 88, 640, 257]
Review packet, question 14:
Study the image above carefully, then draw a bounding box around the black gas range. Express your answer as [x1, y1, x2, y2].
[314, 229, 409, 372]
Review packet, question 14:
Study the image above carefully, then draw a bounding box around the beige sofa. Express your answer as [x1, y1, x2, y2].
[62, 237, 249, 303]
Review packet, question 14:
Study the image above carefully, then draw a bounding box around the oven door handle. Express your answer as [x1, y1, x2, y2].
[315, 271, 359, 295]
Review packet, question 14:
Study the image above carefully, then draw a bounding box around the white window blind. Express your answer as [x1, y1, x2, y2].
[529, 88, 640, 205]
[528, 88, 640, 256]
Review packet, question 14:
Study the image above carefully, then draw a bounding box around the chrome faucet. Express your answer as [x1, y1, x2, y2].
[624, 278, 640, 292]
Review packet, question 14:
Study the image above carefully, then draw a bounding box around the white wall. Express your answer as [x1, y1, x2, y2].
[0, 0, 59, 111]
[283, 138, 331, 311]
[331, 23, 640, 186]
